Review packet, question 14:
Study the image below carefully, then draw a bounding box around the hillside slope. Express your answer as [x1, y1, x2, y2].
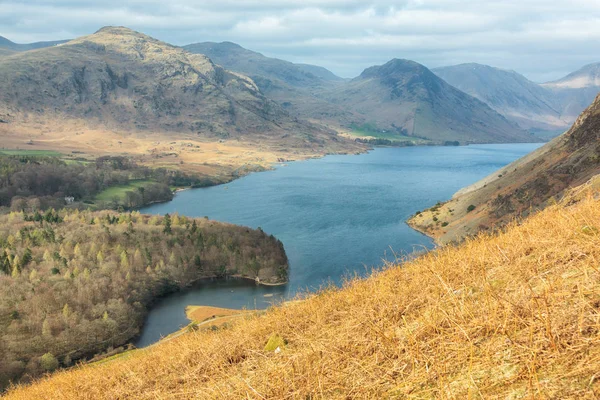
[409, 93, 600, 243]
[0, 36, 69, 53]
[544, 62, 600, 89]
[433, 63, 566, 132]
[184, 41, 342, 88]
[0, 27, 351, 152]
[541, 63, 600, 125]
[7, 189, 600, 398]
[323, 59, 533, 143]
[184, 41, 357, 127]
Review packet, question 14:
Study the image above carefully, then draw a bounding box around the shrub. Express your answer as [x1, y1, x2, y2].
[264, 334, 286, 352]
[467, 205, 476, 212]
[441, 222, 449, 227]
[40, 353, 59, 372]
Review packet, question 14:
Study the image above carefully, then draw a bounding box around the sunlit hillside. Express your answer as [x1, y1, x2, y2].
[5, 181, 600, 399]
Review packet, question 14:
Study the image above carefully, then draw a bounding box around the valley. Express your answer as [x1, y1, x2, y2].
[1, 18, 600, 398]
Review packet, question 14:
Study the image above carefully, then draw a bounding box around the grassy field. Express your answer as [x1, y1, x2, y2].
[348, 123, 424, 142]
[0, 149, 63, 157]
[8, 182, 600, 398]
[94, 180, 155, 202]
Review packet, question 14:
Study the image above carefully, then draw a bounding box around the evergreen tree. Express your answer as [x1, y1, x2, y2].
[163, 214, 172, 234]
[0, 251, 10, 275]
[22, 248, 32, 267]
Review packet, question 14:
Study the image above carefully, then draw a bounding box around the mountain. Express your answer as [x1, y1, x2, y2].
[0, 27, 350, 151]
[0, 35, 69, 52]
[543, 62, 600, 89]
[184, 43, 532, 144]
[541, 63, 600, 125]
[409, 93, 600, 243]
[433, 63, 567, 132]
[295, 63, 345, 81]
[322, 59, 533, 143]
[184, 41, 360, 132]
[183, 41, 342, 87]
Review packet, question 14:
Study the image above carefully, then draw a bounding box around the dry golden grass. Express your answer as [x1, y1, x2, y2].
[185, 306, 244, 324]
[0, 118, 346, 181]
[7, 193, 600, 399]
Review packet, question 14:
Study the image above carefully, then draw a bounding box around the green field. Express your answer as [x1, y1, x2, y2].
[94, 180, 155, 202]
[348, 123, 421, 142]
[0, 149, 63, 157]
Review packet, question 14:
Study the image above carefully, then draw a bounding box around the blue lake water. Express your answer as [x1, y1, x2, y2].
[135, 143, 542, 346]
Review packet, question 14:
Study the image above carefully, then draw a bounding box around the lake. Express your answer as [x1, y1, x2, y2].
[136, 143, 542, 346]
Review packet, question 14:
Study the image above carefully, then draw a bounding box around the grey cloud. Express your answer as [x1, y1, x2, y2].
[1, 0, 600, 81]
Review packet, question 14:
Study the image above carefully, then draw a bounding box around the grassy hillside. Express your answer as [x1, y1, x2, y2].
[409, 93, 600, 244]
[7, 187, 600, 398]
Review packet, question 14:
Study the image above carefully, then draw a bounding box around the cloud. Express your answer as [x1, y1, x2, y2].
[1, 0, 600, 81]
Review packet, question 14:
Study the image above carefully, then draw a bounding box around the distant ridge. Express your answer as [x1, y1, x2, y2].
[184, 41, 343, 87]
[433, 63, 567, 132]
[321, 58, 532, 143]
[0, 35, 69, 52]
[542, 62, 600, 89]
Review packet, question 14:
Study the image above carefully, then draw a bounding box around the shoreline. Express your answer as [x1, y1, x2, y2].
[405, 217, 442, 244]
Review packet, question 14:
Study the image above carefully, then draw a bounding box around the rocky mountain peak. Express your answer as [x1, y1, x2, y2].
[359, 58, 429, 80]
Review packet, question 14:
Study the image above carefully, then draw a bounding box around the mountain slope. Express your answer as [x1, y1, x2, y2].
[541, 63, 600, 125]
[183, 41, 356, 127]
[295, 63, 345, 81]
[323, 59, 533, 143]
[0, 48, 16, 57]
[409, 93, 600, 243]
[183, 41, 342, 88]
[433, 63, 566, 132]
[0, 35, 69, 52]
[543, 62, 600, 89]
[7, 191, 600, 398]
[0, 27, 348, 150]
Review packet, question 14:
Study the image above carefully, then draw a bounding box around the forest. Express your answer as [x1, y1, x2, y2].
[0, 155, 215, 211]
[0, 209, 288, 389]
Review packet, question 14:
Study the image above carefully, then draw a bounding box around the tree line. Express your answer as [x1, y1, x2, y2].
[0, 155, 216, 211]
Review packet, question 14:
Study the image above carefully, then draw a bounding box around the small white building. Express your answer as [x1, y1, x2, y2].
[64, 196, 75, 204]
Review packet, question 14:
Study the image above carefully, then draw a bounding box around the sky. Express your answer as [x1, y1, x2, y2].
[1, 0, 600, 82]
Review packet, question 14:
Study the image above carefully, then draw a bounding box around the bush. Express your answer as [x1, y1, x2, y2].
[40, 353, 59, 372]
[441, 222, 449, 227]
[467, 205, 476, 212]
